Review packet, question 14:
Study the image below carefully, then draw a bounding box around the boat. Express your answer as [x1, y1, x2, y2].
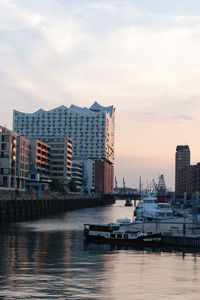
[125, 199, 133, 206]
[134, 193, 174, 221]
[84, 223, 162, 246]
[116, 218, 131, 225]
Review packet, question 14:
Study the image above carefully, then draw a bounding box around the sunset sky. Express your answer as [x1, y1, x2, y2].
[1, 0, 200, 189]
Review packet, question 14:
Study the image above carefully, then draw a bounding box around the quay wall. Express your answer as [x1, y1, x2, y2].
[0, 195, 114, 222]
[162, 234, 200, 248]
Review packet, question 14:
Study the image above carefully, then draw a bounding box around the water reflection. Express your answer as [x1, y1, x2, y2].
[0, 202, 200, 299]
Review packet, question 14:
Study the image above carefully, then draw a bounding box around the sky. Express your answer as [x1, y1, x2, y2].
[1, 0, 200, 190]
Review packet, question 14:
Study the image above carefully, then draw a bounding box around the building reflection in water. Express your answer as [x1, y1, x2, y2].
[0, 201, 200, 300]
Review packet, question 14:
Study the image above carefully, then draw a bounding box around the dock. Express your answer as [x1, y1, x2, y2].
[123, 218, 200, 249]
[162, 234, 200, 248]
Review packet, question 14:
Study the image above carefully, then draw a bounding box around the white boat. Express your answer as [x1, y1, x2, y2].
[135, 194, 174, 221]
[84, 223, 162, 246]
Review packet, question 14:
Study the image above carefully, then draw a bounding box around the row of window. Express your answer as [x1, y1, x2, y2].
[0, 151, 10, 158]
[15, 113, 105, 120]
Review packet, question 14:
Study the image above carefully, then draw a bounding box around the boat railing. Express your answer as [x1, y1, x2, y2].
[164, 225, 200, 237]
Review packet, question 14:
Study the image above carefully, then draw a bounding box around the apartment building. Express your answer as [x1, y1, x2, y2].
[27, 136, 72, 184]
[175, 145, 190, 199]
[71, 159, 95, 193]
[71, 161, 83, 191]
[0, 126, 29, 190]
[28, 138, 51, 182]
[16, 136, 29, 189]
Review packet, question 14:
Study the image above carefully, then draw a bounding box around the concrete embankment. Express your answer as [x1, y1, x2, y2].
[0, 194, 115, 223]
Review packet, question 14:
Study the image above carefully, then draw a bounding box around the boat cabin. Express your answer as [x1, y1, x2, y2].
[84, 223, 120, 232]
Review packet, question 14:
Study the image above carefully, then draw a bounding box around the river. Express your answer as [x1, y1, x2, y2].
[0, 200, 200, 300]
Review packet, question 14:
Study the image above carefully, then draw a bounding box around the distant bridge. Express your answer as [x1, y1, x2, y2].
[113, 193, 141, 200]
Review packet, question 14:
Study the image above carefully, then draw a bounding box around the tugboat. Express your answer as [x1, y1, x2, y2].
[84, 223, 162, 246]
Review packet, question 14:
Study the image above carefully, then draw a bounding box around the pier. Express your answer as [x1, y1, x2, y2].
[123, 218, 200, 249]
[162, 234, 200, 248]
[161, 222, 200, 248]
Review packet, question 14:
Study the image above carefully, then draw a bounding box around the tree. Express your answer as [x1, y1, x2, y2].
[50, 179, 65, 193]
[68, 179, 77, 192]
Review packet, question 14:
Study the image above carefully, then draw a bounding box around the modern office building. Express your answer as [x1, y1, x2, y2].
[13, 101, 115, 193]
[175, 145, 190, 199]
[28, 138, 51, 183]
[0, 126, 29, 190]
[27, 136, 72, 184]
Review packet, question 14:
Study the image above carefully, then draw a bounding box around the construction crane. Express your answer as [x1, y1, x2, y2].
[123, 177, 126, 193]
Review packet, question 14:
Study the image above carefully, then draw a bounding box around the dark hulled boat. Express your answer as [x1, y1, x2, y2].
[84, 223, 161, 246]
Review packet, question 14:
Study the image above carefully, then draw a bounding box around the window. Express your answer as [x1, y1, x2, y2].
[3, 168, 9, 175]
[4, 152, 9, 158]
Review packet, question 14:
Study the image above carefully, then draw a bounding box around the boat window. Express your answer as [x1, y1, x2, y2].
[124, 234, 128, 239]
[144, 200, 155, 203]
[89, 225, 119, 232]
[117, 234, 122, 238]
[110, 234, 115, 238]
[167, 213, 173, 216]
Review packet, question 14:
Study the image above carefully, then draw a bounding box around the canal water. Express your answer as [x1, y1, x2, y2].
[0, 200, 200, 300]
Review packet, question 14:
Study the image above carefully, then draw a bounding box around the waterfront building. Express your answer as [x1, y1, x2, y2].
[175, 145, 190, 199]
[71, 161, 83, 191]
[82, 159, 95, 194]
[71, 159, 95, 194]
[190, 163, 200, 196]
[28, 138, 51, 184]
[16, 135, 29, 189]
[95, 159, 114, 194]
[175, 165, 192, 200]
[175, 162, 200, 201]
[0, 126, 29, 190]
[13, 101, 115, 193]
[27, 136, 72, 184]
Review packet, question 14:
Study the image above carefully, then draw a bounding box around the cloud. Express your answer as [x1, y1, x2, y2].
[174, 114, 193, 120]
[1, 1, 200, 118]
[0, 0, 44, 30]
[119, 109, 194, 124]
[1, 0, 200, 189]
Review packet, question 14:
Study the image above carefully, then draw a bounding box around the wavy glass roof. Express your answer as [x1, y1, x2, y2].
[14, 101, 114, 117]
